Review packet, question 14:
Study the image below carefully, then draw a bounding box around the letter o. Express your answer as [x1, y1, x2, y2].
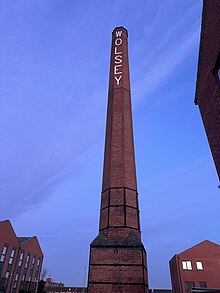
[115, 38, 122, 46]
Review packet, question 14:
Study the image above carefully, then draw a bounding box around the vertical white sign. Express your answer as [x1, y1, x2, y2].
[114, 31, 123, 86]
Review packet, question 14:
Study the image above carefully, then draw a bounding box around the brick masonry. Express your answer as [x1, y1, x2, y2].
[0, 220, 43, 293]
[169, 240, 220, 293]
[87, 27, 149, 293]
[195, 0, 220, 181]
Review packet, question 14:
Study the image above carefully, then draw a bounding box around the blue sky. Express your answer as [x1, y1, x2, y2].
[1, 0, 219, 289]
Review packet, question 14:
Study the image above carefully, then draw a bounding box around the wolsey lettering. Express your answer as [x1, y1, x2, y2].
[114, 31, 123, 85]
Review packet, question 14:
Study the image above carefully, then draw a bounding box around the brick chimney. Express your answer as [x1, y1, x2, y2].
[87, 27, 149, 293]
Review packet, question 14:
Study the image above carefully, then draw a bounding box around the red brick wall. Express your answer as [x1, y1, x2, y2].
[99, 27, 141, 238]
[195, 0, 220, 180]
[0, 221, 43, 293]
[169, 241, 220, 292]
[89, 246, 148, 293]
[0, 220, 19, 292]
[169, 255, 183, 293]
[102, 27, 137, 191]
[18, 237, 43, 289]
[88, 26, 149, 293]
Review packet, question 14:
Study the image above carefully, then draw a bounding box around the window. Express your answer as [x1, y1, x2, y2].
[33, 277, 37, 290]
[25, 254, 30, 268]
[18, 252, 24, 267]
[20, 274, 25, 289]
[185, 281, 195, 292]
[182, 261, 192, 270]
[35, 259, 41, 276]
[0, 245, 8, 262]
[2, 271, 10, 288]
[196, 261, 203, 270]
[13, 273, 19, 288]
[27, 275, 32, 290]
[217, 68, 220, 82]
[213, 52, 220, 86]
[200, 281, 207, 288]
[31, 256, 35, 266]
[5, 271, 10, 279]
[30, 256, 36, 272]
[8, 248, 16, 264]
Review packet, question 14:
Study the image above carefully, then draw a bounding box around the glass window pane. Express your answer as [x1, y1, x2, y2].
[0, 255, 5, 262]
[187, 261, 192, 270]
[2, 246, 7, 255]
[20, 252, 24, 260]
[5, 271, 10, 279]
[200, 281, 207, 288]
[0, 246, 8, 262]
[182, 261, 187, 270]
[13, 281, 17, 289]
[196, 261, 203, 270]
[10, 249, 15, 257]
[182, 260, 192, 270]
[185, 281, 195, 290]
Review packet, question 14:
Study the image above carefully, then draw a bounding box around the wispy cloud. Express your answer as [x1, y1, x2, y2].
[133, 23, 200, 102]
[0, 86, 105, 219]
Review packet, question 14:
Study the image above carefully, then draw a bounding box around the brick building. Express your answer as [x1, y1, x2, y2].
[46, 286, 87, 293]
[45, 276, 64, 288]
[149, 290, 171, 293]
[46, 287, 87, 293]
[87, 27, 149, 293]
[195, 0, 220, 182]
[0, 220, 43, 293]
[43, 277, 87, 293]
[169, 240, 220, 293]
[191, 288, 220, 293]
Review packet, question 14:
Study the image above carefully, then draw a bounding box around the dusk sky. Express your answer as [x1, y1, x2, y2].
[1, 0, 220, 289]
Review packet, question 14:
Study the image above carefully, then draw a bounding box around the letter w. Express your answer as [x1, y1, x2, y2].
[116, 31, 122, 37]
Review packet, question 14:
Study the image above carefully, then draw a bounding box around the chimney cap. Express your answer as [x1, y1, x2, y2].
[112, 26, 128, 37]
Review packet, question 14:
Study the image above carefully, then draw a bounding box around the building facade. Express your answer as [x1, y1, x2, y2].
[169, 240, 220, 293]
[149, 291, 171, 293]
[46, 287, 87, 293]
[0, 220, 43, 293]
[195, 0, 220, 182]
[87, 27, 149, 293]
